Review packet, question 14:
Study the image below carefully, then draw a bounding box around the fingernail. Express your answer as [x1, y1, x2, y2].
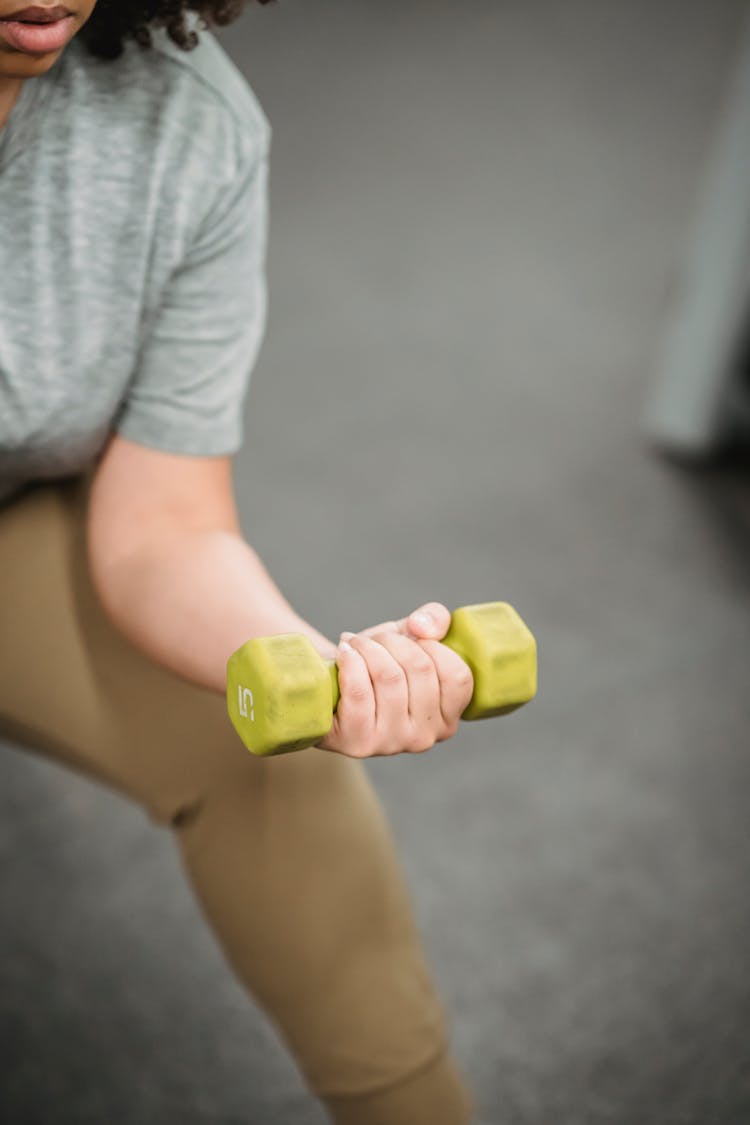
[411, 611, 433, 629]
[339, 640, 354, 654]
[340, 631, 355, 642]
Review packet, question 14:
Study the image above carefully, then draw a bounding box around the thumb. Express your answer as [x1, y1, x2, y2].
[405, 602, 452, 641]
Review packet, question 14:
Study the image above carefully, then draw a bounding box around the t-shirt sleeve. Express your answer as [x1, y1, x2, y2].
[115, 134, 269, 457]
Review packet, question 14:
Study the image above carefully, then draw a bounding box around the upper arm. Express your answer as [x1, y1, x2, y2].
[88, 434, 241, 579]
[115, 122, 269, 461]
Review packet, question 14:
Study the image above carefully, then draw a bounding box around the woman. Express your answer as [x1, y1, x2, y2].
[0, 3, 474, 1121]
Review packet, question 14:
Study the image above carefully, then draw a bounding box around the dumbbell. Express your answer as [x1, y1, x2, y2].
[226, 602, 537, 757]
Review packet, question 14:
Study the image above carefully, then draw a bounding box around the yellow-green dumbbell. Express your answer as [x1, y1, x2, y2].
[226, 602, 537, 757]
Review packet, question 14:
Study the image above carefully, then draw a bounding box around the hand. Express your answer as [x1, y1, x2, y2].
[318, 602, 474, 758]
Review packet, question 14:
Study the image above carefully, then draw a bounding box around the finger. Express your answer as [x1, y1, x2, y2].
[347, 633, 409, 734]
[419, 639, 474, 733]
[350, 603, 452, 644]
[370, 631, 441, 730]
[352, 620, 400, 640]
[405, 602, 452, 641]
[325, 638, 376, 747]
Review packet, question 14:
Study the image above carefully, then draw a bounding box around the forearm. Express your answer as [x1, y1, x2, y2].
[90, 527, 336, 694]
[85, 442, 477, 762]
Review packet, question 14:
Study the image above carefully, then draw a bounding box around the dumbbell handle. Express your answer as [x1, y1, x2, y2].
[322, 636, 469, 715]
[325, 658, 342, 712]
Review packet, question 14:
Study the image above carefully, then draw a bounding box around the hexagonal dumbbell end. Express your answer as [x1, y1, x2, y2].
[227, 633, 340, 757]
[226, 601, 537, 756]
[442, 602, 537, 719]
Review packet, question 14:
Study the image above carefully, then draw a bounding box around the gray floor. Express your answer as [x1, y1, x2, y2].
[2, 2, 750, 1123]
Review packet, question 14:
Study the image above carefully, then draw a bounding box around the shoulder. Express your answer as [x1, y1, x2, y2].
[62, 27, 270, 177]
[148, 26, 271, 162]
[150, 26, 268, 135]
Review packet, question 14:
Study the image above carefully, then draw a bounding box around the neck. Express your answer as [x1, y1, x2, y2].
[0, 77, 24, 131]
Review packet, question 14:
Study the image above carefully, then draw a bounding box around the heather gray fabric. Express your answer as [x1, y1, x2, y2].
[0, 28, 270, 504]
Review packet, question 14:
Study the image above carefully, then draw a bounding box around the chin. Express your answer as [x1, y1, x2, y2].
[0, 48, 64, 76]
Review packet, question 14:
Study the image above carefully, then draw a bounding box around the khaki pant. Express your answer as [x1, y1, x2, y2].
[0, 479, 472, 1124]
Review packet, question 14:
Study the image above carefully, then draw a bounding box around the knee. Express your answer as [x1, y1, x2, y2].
[106, 672, 256, 827]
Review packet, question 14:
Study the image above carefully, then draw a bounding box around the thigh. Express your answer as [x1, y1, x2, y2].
[0, 478, 244, 819]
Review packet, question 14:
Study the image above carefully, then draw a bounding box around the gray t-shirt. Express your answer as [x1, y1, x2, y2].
[0, 28, 270, 504]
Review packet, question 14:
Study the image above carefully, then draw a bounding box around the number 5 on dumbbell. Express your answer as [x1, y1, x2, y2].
[226, 602, 537, 757]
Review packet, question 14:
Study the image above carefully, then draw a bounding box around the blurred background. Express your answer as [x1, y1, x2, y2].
[1, 1, 749, 1122]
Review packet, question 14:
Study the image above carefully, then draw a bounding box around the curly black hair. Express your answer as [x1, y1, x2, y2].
[79, 0, 273, 60]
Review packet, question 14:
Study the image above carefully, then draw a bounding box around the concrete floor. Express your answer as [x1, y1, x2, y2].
[2, 1, 749, 1122]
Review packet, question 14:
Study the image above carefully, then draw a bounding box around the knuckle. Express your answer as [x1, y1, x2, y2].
[375, 666, 406, 690]
[344, 743, 371, 759]
[410, 653, 435, 678]
[457, 668, 474, 690]
[407, 730, 435, 754]
[367, 738, 392, 757]
[346, 684, 373, 706]
[370, 624, 397, 639]
[341, 729, 378, 757]
[454, 669, 474, 699]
